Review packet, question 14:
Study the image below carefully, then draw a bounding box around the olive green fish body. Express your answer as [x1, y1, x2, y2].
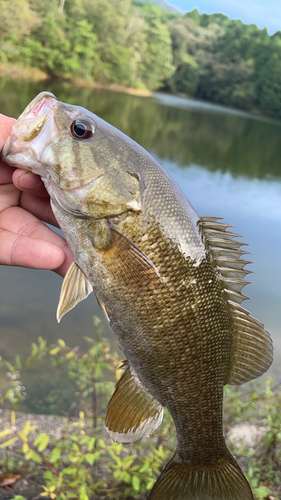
[2, 92, 273, 500]
[51, 151, 231, 461]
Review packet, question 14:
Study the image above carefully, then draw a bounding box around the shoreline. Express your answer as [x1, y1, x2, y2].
[0, 63, 277, 121]
[0, 63, 152, 98]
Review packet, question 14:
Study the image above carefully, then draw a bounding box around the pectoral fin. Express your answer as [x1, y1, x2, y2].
[102, 226, 161, 287]
[106, 361, 164, 444]
[57, 262, 93, 322]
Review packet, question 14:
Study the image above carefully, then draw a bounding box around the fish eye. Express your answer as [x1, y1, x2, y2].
[70, 119, 94, 139]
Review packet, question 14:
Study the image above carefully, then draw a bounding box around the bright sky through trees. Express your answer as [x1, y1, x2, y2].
[169, 0, 281, 34]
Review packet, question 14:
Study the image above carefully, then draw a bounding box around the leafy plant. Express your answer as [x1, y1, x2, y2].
[0, 318, 281, 499]
[0, 317, 175, 498]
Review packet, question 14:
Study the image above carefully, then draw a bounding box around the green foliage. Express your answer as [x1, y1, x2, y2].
[198, 56, 256, 109]
[0, 0, 40, 63]
[166, 9, 281, 116]
[51, 319, 120, 427]
[2, 450, 23, 473]
[1, 320, 281, 498]
[185, 8, 200, 26]
[1, 0, 281, 116]
[224, 379, 281, 498]
[3, 0, 174, 89]
[166, 15, 258, 110]
[0, 336, 47, 407]
[107, 410, 174, 497]
[0, 319, 176, 498]
[134, 2, 174, 89]
[168, 58, 199, 94]
[256, 50, 281, 115]
[0, 0, 40, 42]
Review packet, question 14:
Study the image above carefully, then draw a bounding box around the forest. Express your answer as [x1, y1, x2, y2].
[0, 0, 281, 117]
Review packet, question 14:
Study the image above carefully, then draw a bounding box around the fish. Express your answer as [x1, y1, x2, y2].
[2, 92, 273, 500]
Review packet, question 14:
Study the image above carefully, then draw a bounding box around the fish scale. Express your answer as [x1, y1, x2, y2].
[1, 91, 273, 500]
[106, 217, 231, 461]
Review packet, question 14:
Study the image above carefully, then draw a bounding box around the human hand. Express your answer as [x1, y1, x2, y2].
[0, 113, 73, 277]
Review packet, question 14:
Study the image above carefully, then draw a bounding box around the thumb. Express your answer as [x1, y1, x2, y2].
[0, 114, 17, 151]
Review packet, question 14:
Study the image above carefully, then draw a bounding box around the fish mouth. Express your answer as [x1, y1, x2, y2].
[30, 93, 57, 119]
[10, 92, 58, 142]
[18, 91, 58, 120]
[2, 92, 59, 172]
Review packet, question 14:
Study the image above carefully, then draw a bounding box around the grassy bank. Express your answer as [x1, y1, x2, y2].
[0, 63, 48, 82]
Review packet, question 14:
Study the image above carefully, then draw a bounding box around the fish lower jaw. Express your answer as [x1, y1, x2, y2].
[2, 146, 45, 176]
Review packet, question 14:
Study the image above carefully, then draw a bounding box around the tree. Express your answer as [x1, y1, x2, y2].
[0, 0, 40, 63]
[134, 2, 175, 89]
[197, 55, 256, 109]
[256, 51, 281, 116]
[166, 16, 224, 96]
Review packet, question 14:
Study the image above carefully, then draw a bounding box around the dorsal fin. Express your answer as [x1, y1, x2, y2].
[227, 301, 273, 383]
[198, 217, 273, 383]
[198, 217, 251, 305]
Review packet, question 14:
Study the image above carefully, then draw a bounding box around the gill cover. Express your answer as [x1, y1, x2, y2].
[42, 101, 144, 218]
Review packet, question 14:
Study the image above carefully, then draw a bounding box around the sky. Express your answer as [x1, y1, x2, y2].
[169, 0, 281, 35]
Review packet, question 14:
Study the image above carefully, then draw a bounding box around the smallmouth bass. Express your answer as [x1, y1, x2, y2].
[2, 92, 273, 500]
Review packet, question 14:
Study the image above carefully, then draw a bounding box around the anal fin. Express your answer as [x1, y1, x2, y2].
[57, 262, 93, 322]
[106, 362, 163, 444]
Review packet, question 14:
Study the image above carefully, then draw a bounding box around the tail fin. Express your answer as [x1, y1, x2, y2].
[148, 452, 253, 500]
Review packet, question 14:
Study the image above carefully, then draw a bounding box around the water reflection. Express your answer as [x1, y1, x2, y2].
[0, 78, 280, 413]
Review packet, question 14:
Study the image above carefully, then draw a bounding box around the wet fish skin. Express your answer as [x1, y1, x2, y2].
[1, 92, 273, 500]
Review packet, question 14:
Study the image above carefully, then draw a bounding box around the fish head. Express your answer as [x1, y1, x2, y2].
[2, 92, 143, 218]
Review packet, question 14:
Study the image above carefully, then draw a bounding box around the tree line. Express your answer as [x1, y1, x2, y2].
[1, 0, 281, 117]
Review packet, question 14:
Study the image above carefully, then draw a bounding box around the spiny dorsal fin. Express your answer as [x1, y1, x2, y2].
[57, 262, 93, 323]
[198, 217, 250, 305]
[198, 217, 273, 383]
[106, 362, 163, 444]
[218, 266, 252, 279]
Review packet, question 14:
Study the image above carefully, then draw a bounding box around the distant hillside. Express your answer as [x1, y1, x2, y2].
[134, 0, 182, 15]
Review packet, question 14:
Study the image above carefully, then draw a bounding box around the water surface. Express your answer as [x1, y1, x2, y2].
[0, 78, 280, 413]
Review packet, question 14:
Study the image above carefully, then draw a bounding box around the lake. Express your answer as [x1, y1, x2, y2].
[0, 77, 281, 414]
